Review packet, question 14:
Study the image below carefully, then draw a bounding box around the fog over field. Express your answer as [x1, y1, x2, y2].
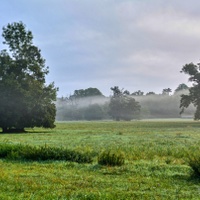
[56, 90, 195, 121]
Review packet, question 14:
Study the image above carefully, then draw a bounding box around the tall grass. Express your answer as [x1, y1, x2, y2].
[0, 143, 93, 163]
[98, 149, 125, 166]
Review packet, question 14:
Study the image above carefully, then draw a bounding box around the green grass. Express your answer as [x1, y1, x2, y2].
[0, 120, 200, 199]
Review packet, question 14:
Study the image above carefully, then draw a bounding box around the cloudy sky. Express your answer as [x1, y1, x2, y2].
[1, 0, 200, 96]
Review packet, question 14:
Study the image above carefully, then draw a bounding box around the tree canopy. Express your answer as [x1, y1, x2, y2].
[0, 22, 57, 132]
[69, 87, 103, 99]
[132, 90, 144, 96]
[109, 86, 141, 121]
[146, 91, 156, 96]
[180, 63, 200, 120]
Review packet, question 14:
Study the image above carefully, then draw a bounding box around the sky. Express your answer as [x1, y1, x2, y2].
[1, 0, 200, 97]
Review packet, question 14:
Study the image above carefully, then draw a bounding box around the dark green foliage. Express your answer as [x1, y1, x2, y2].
[0, 22, 57, 132]
[109, 86, 141, 121]
[180, 63, 200, 120]
[98, 149, 125, 166]
[0, 144, 93, 163]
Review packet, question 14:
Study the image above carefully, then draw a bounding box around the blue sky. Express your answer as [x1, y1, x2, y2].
[1, 0, 200, 96]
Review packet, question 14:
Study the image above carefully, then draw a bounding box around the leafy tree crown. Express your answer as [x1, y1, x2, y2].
[0, 22, 57, 132]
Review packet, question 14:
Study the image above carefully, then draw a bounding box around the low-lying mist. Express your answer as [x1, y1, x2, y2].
[56, 96, 110, 121]
[134, 91, 195, 119]
[56, 91, 195, 121]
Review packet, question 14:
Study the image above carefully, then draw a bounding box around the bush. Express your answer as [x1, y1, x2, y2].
[98, 149, 125, 166]
[0, 144, 93, 163]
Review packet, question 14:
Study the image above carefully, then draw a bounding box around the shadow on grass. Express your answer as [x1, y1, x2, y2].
[0, 129, 54, 134]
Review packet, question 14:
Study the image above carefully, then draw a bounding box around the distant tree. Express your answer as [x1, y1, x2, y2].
[132, 90, 144, 96]
[0, 22, 57, 132]
[109, 86, 141, 121]
[174, 83, 189, 93]
[70, 87, 103, 99]
[162, 88, 172, 95]
[110, 86, 131, 97]
[146, 92, 156, 96]
[110, 86, 122, 96]
[123, 90, 130, 95]
[180, 63, 200, 120]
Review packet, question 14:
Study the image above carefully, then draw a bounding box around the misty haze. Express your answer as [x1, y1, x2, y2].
[56, 89, 195, 121]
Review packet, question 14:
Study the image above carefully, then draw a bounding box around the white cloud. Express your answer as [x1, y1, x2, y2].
[137, 9, 200, 39]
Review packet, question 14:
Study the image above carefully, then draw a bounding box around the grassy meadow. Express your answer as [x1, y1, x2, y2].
[0, 120, 200, 199]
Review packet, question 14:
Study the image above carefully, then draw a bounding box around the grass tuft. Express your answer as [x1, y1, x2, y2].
[98, 149, 125, 166]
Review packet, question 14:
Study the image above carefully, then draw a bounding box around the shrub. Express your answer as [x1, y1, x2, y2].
[98, 149, 125, 166]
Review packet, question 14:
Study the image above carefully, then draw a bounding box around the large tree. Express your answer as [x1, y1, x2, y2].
[180, 63, 200, 120]
[109, 86, 141, 121]
[0, 22, 57, 132]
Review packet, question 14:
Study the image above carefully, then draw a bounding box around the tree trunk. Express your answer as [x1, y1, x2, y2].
[2, 127, 8, 133]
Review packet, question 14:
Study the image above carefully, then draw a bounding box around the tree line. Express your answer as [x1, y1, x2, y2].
[56, 84, 195, 121]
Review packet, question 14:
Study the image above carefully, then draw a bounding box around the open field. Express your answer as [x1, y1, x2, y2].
[0, 120, 200, 199]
